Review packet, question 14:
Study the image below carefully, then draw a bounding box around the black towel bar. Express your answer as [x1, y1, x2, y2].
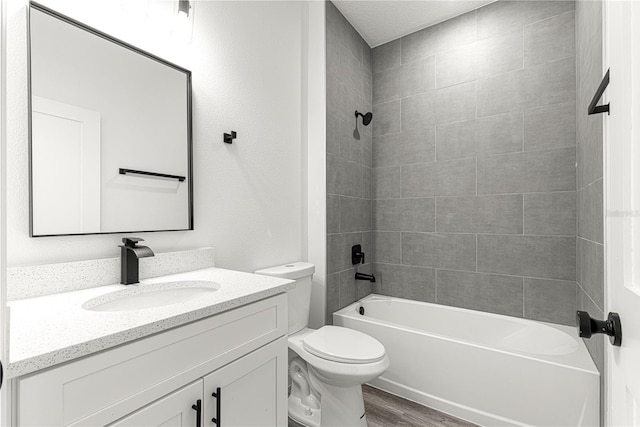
[588, 69, 610, 115]
[119, 168, 185, 182]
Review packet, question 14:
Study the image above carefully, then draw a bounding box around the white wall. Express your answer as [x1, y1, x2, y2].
[303, 1, 327, 328]
[6, 0, 309, 276]
[1, 0, 8, 423]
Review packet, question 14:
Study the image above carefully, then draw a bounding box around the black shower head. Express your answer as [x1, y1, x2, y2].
[355, 110, 373, 126]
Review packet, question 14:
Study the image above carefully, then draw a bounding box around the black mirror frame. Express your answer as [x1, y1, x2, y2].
[27, 1, 194, 237]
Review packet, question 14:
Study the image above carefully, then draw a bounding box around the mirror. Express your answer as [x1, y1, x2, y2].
[28, 2, 193, 236]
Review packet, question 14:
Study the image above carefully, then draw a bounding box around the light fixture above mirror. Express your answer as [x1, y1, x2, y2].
[178, 0, 191, 17]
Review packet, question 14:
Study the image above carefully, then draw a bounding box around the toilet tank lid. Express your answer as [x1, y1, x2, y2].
[254, 262, 315, 280]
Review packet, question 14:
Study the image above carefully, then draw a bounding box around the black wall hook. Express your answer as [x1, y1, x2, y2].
[588, 69, 610, 115]
[224, 131, 237, 144]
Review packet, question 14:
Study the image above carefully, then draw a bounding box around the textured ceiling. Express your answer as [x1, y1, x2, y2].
[333, 0, 496, 47]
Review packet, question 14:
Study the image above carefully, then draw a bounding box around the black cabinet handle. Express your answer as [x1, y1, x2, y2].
[577, 311, 622, 346]
[192, 399, 202, 427]
[211, 387, 221, 425]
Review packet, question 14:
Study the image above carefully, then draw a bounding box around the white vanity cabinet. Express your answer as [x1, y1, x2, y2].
[110, 338, 286, 427]
[203, 337, 285, 426]
[14, 294, 288, 427]
[108, 381, 202, 427]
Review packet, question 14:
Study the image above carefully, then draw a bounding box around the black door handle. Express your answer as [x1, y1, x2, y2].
[191, 399, 202, 427]
[577, 311, 622, 346]
[211, 387, 221, 425]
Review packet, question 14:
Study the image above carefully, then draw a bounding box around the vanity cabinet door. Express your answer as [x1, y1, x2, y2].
[108, 381, 203, 427]
[203, 337, 287, 427]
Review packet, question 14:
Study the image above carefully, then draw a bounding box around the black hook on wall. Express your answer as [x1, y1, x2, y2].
[588, 69, 610, 115]
[224, 131, 237, 144]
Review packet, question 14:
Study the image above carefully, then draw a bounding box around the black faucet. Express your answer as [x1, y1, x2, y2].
[119, 237, 154, 285]
[355, 272, 376, 283]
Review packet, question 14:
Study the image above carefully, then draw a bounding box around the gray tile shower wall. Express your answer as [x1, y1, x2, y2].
[576, 0, 605, 422]
[371, 0, 577, 326]
[326, 2, 373, 323]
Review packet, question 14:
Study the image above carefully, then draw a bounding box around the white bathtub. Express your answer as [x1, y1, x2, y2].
[333, 294, 599, 427]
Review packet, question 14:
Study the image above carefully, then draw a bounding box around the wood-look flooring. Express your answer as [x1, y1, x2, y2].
[288, 385, 478, 427]
[362, 385, 478, 427]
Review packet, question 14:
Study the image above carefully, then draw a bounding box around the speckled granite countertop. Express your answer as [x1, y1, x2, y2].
[7, 267, 294, 378]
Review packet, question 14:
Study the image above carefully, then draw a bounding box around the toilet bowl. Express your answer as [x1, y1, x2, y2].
[255, 262, 389, 427]
[288, 327, 390, 426]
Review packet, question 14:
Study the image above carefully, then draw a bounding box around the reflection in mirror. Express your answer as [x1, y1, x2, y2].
[29, 3, 193, 236]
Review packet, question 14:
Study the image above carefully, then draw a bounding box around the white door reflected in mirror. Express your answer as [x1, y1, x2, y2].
[32, 96, 101, 235]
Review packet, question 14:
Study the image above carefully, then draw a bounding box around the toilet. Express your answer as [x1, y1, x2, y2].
[255, 262, 389, 427]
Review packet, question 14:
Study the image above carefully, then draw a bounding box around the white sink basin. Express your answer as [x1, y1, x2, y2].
[82, 280, 221, 312]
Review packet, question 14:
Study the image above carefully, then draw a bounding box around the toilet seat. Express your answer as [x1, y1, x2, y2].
[302, 326, 386, 364]
[288, 327, 389, 386]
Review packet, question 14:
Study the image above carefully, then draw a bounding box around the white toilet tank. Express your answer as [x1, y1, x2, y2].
[255, 262, 315, 334]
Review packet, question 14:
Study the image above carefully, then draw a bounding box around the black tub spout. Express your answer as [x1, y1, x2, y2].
[355, 272, 376, 283]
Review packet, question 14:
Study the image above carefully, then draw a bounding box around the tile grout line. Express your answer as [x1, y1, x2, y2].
[374, 100, 575, 141]
[367, 230, 577, 239]
[475, 157, 478, 196]
[577, 235, 604, 247]
[400, 231, 404, 266]
[475, 233, 478, 273]
[434, 197, 438, 233]
[521, 27, 525, 70]
[474, 74, 478, 121]
[375, 262, 576, 284]
[521, 109, 525, 153]
[522, 277, 526, 318]
[369, 190, 578, 201]
[523, 9, 577, 31]
[577, 281, 605, 314]
[522, 192, 525, 235]
[372, 145, 578, 171]
[434, 268, 438, 302]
